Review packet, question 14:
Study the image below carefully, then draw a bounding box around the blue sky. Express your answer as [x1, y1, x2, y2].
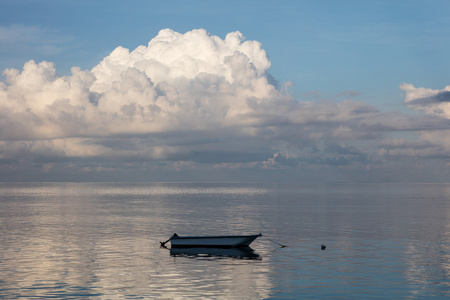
[2, 1, 450, 101]
[1, 0, 450, 182]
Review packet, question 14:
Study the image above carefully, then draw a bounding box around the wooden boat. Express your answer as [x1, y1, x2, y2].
[161, 233, 262, 248]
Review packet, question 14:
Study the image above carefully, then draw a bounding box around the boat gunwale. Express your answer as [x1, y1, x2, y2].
[170, 233, 262, 240]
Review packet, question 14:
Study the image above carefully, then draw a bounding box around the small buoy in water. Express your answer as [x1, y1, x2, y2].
[321, 244, 326, 250]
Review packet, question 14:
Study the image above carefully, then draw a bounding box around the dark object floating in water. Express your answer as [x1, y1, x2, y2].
[160, 233, 262, 248]
[321, 244, 326, 250]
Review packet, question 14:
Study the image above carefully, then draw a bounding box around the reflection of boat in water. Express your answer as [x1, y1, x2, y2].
[162, 233, 262, 248]
[170, 246, 261, 260]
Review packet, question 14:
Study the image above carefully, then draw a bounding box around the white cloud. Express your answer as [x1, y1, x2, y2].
[0, 28, 283, 141]
[401, 83, 450, 118]
[90, 29, 271, 92]
[1, 28, 449, 181]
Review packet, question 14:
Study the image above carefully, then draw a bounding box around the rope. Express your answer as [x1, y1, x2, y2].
[160, 238, 170, 248]
[262, 234, 287, 248]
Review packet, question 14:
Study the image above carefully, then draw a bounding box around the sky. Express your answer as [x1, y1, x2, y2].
[1, 0, 450, 182]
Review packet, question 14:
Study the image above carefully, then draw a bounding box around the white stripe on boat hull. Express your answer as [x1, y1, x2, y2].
[170, 234, 261, 248]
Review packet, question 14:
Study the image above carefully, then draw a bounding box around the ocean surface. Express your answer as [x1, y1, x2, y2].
[1, 182, 450, 299]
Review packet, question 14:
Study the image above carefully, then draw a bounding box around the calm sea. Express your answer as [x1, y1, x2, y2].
[1, 182, 450, 299]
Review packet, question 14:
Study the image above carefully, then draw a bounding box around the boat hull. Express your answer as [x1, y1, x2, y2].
[170, 234, 261, 248]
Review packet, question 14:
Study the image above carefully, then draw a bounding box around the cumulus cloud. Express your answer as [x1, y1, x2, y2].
[1, 28, 449, 181]
[1, 29, 283, 139]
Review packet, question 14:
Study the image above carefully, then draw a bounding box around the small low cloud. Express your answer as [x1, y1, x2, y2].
[401, 83, 450, 118]
[407, 91, 450, 108]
